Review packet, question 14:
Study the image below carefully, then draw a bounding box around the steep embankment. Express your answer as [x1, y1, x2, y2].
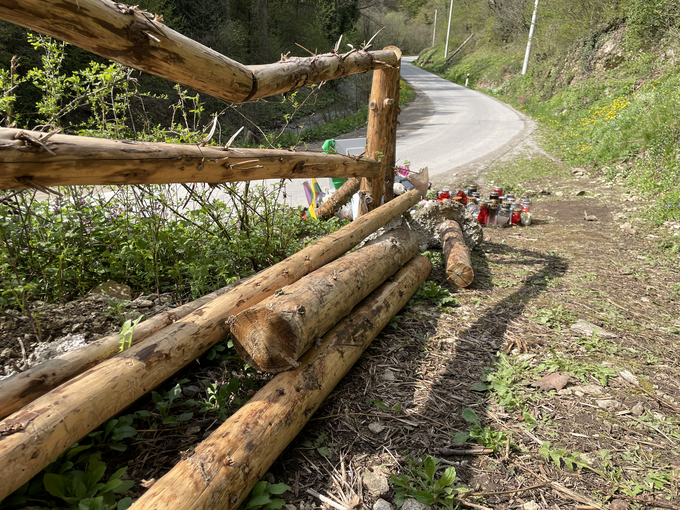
[419, 22, 680, 254]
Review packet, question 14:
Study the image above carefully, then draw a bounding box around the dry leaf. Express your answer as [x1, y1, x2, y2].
[531, 372, 569, 391]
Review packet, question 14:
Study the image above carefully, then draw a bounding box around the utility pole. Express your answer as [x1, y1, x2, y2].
[522, 0, 539, 75]
[444, 0, 453, 58]
[432, 9, 437, 47]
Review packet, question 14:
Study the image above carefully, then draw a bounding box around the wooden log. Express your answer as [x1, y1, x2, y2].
[129, 255, 432, 510]
[316, 177, 360, 219]
[0, 275, 260, 421]
[0, 0, 398, 104]
[230, 227, 418, 372]
[440, 220, 474, 288]
[0, 189, 421, 501]
[362, 46, 402, 212]
[0, 129, 381, 190]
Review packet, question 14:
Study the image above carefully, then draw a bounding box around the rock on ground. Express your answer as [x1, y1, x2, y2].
[401, 498, 430, 510]
[373, 499, 394, 510]
[362, 469, 390, 497]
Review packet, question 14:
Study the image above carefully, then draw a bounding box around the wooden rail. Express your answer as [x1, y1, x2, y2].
[0, 0, 398, 104]
[0, 128, 381, 189]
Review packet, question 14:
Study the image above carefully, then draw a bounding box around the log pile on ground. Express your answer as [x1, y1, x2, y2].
[230, 227, 419, 372]
[440, 220, 474, 288]
[0, 190, 421, 501]
[129, 256, 432, 510]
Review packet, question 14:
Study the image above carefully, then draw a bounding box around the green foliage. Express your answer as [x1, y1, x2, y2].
[483, 354, 532, 411]
[532, 304, 575, 329]
[239, 481, 290, 510]
[390, 455, 464, 509]
[539, 441, 594, 472]
[535, 349, 617, 385]
[411, 281, 459, 308]
[42, 453, 133, 510]
[200, 377, 243, 421]
[421, 251, 444, 267]
[302, 434, 332, 459]
[151, 380, 194, 426]
[453, 408, 511, 452]
[117, 316, 142, 353]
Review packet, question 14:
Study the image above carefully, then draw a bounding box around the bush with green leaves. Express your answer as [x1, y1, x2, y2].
[239, 481, 290, 510]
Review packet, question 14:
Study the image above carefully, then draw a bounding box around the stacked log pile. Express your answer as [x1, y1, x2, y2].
[0, 190, 421, 501]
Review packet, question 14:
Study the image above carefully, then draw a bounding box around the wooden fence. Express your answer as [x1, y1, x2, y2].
[0, 0, 402, 210]
[0, 0, 414, 507]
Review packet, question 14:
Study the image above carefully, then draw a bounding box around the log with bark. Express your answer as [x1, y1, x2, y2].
[129, 255, 432, 510]
[440, 220, 474, 288]
[0, 129, 381, 190]
[362, 46, 402, 211]
[0, 275, 261, 421]
[0, 189, 421, 501]
[230, 227, 418, 372]
[315, 177, 360, 219]
[0, 0, 398, 104]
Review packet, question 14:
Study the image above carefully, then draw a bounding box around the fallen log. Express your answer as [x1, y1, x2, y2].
[440, 220, 474, 288]
[0, 189, 421, 501]
[316, 177, 360, 219]
[129, 255, 432, 510]
[230, 227, 418, 372]
[0, 0, 398, 104]
[0, 275, 260, 421]
[0, 129, 381, 190]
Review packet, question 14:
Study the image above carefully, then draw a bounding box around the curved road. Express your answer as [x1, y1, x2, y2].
[396, 56, 528, 183]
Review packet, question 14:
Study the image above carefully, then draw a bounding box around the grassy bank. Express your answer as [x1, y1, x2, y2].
[418, 34, 680, 247]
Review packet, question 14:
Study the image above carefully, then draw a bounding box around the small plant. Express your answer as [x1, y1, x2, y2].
[535, 349, 617, 385]
[421, 251, 443, 267]
[106, 299, 130, 325]
[411, 281, 458, 308]
[117, 316, 142, 352]
[86, 413, 146, 452]
[373, 399, 402, 414]
[239, 480, 290, 510]
[151, 380, 194, 426]
[200, 377, 242, 421]
[453, 408, 510, 452]
[532, 303, 575, 329]
[480, 354, 532, 411]
[539, 441, 597, 473]
[301, 434, 332, 458]
[42, 453, 133, 510]
[390, 455, 464, 509]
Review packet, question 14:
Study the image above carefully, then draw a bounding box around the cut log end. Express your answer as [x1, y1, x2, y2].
[230, 308, 301, 373]
[446, 262, 474, 288]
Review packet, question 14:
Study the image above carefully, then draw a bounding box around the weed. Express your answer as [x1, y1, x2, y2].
[539, 441, 597, 473]
[151, 380, 194, 426]
[301, 434, 332, 459]
[535, 349, 617, 385]
[532, 303, 575, 329]
[421, 251, 444, 267]
[200, 377, 243, 421]
[373, 400, 402, 414]
[411, 281, 459, 308]
[574, 331, 617, 354]
[106, 300, 130, 326]
[482, 354, 532, 411]
[453, 408, 511, 452]
[239, 481, 290, 510]
[390, 455, 465, 509]
[117, 316, 142, 353]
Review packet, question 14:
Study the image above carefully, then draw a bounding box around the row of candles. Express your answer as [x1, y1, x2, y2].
[436, 184, 533, 226]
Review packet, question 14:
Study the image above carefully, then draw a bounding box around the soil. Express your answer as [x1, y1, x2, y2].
[2, 123, 680, 509]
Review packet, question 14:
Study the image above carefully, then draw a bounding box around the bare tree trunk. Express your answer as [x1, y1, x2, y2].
[129, 256, 432, 510]
[230, 228, 419, 372]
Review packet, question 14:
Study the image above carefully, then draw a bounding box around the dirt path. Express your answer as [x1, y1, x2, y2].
[270, 132, 680, 509]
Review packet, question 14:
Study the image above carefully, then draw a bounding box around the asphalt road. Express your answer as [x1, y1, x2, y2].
[396, 56, 529, 183]
[272, 56, 530, 208]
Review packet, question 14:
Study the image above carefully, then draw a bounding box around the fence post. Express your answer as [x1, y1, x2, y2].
[362, 46, 402, 212]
